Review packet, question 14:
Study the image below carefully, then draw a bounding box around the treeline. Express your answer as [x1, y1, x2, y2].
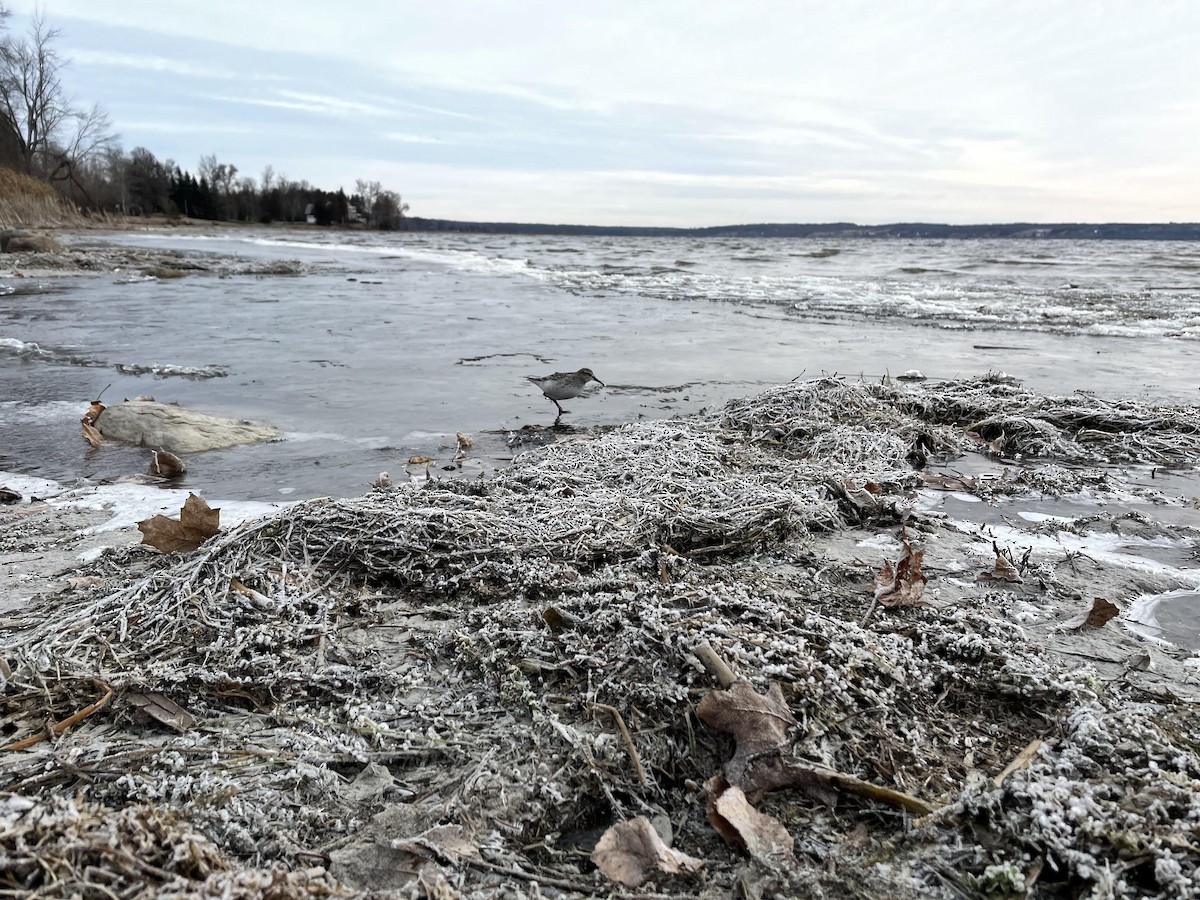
[116, 148, 409, 227]
[0, 5, 409, 227]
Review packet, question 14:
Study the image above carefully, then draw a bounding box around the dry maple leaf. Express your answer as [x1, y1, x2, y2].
[81, 421, 104, 448]
[591, 816, 704, 888]
[873, 538, 928, 607]
[696, 679, 812, 794]
[137, 493, 220, 553]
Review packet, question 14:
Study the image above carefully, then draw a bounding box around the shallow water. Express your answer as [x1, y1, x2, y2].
[5, 228, 1200, 502]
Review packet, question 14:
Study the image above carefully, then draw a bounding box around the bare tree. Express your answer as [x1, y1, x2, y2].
[372, 189, 410, 229]
[0, 8, 115, 197]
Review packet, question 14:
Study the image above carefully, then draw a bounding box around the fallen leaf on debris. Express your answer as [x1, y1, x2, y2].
[456, 432, 473, 450]
[977, 551, 1023, 583]
[1059, 597, 1120, 631]
[697, 679, 837, 801]
[922, 473, 978, 492]
[127, 692, 195, 732]
[705, 777, 797, 867]
[697, 678, 935, 814]
[591, 816, 704, 888]
[137, 493, 220, 553]
[407, 455, 435, 465]
[81, 421, 104, 447]
[873, 537, 928, 607]
[391, 824, 480, 865]
[148, 449, 187, 478]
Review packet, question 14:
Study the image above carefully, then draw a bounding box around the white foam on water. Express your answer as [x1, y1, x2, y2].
[1125, 588, 1200, 647]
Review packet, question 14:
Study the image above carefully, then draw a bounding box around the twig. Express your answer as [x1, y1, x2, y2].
[1, 680, 113, 751]
[992, 738, 1044, 788]
[587, 701, 648, 788]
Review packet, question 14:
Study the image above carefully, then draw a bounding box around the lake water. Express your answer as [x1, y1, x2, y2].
[3, 228, 1199, 645]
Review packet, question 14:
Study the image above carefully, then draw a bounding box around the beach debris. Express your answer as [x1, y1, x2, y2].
[126, 691, 195, 733]
[147, 448, 187, 478]
[705, 779, 797, 868]
[1058, 596, 1121, 631]
[3, 375, 1200, 897]
[977, 542, 1025, 583]
[382, 825, 483, 896]
[456, 431, 473, 450]
[136, 492, 220, 552]
[1, 679, 113, 751]
[81, 420, 104, 447]
[407, 455, 435, 465]
[0, 485, 21, 504]
[371, 470, 392, 489]
[591, 816, 704, 888]
[872, 534, 928, 607]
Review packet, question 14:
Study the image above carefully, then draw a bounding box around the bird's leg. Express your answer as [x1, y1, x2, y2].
[552, 398, 567, 417]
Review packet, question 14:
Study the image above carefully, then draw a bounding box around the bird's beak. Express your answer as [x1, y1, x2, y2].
[594, 377, 605, 386]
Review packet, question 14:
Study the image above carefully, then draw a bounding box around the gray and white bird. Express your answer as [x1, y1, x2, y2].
[526, 367, 605, 420]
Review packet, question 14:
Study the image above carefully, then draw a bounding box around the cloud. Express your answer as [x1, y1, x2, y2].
[69, 49, 234, 80]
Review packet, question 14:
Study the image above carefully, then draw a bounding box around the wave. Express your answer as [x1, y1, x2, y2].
[1, 338, 229, 378]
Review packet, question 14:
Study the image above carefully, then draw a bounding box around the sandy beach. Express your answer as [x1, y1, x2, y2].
[2, 228, 1200, 898]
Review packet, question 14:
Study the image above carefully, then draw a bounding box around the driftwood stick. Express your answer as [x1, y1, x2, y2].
[694, 641, 737, 688]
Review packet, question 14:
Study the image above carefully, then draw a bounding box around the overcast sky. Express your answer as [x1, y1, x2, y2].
[5, 1, 1199, 226]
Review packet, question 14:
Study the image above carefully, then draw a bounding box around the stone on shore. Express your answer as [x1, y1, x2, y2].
[96, 401, 279, 453]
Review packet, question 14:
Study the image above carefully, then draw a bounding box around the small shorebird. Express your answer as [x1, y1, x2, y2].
[527, 367, 605, 421]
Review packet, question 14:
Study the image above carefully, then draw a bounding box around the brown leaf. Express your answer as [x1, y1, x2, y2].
[695, 679, 825, 795]
[873, 538, 928, 607]
[456, 432, 473, 450]
[127, 692, 195, 732]
[407, 455, 435, 465]
[137, 493, 220, 553]
[696, 679, 796, 784]
[591, 817, 704, 888]
[977, 552, 1023, 584]
[1083, 598, 1120, 628]
[81, 421, 104, 447]
[706, 780, 797, 867]
[82, 400, 105, 426]
[148, 449, 187, 478]
[1059, 597, 1120, 631]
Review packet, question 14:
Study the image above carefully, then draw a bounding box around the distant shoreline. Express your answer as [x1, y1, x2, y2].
[397, 216, 1200, 240]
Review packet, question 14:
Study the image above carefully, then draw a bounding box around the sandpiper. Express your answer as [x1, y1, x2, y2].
[527, 367, 605, 420]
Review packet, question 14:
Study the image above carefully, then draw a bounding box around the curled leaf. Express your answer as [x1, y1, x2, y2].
[705, 779, 797, 867]
[591, 816, 704, 888]
[873, 538, 928, 607]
